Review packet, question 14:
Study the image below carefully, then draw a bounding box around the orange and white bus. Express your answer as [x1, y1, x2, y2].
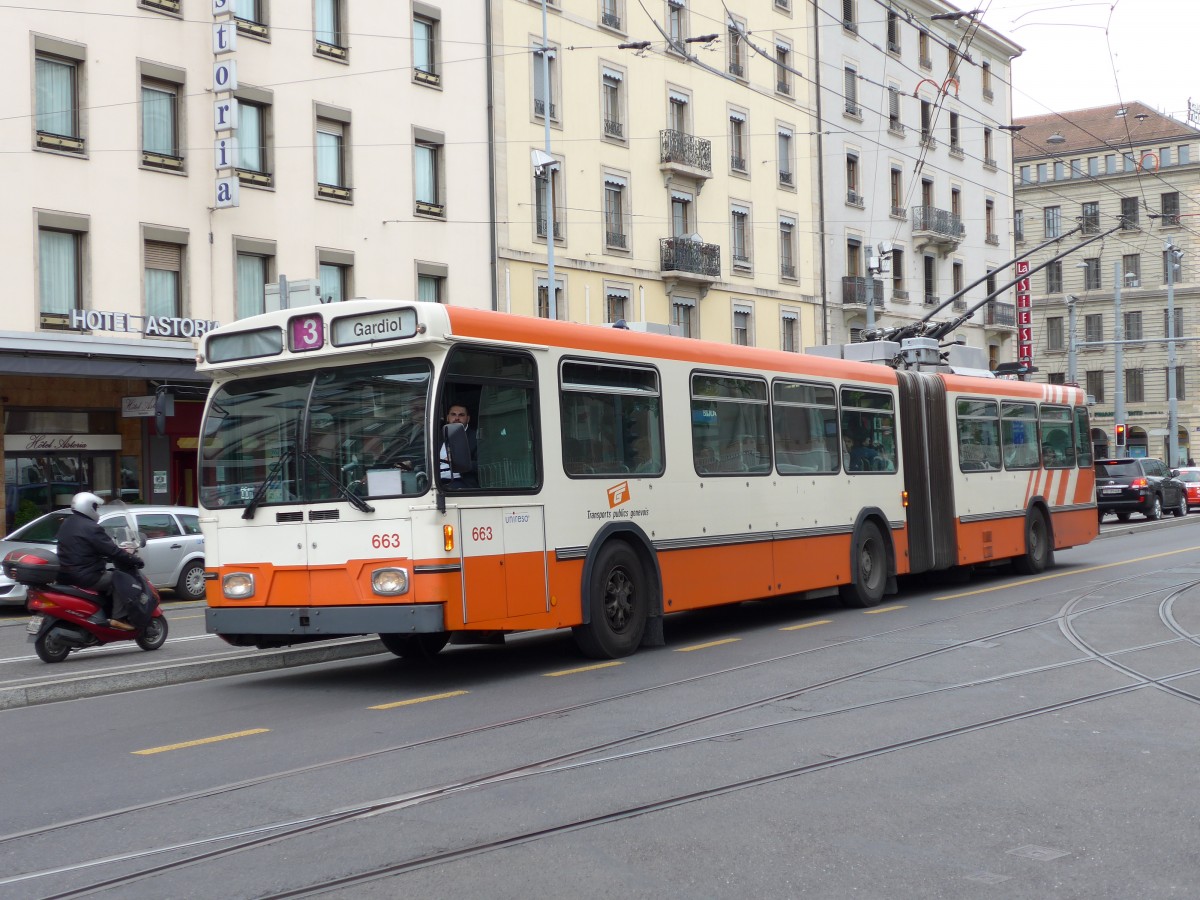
[196, 300, 1097, 659]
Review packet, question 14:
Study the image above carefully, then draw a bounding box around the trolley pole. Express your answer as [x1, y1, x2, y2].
[1113, 260, 1126, 459]
[1166, 239, 1180, 467]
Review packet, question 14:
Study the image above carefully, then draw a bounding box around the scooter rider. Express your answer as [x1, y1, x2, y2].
[56, 492, 144, 631]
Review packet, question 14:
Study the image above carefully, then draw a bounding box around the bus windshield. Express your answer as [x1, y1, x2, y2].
[200, 359, 432, 510]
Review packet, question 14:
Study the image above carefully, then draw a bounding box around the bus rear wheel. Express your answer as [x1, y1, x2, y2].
[573, 541, 648, 659]
[1013, 509, 1052, 575]
[379, 632, 449, 662]
[839, 521, 887, 608]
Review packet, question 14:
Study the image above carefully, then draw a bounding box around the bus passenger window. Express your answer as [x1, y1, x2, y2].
[1001, 401, 1039, 469]
[1040, 405, 1076, 469]
[773, 380, 838, 474]
[560, 361, 663, 478]
[690, 374, 770, 476]
[956, 399, 1001, 471]
[840, 388, 897, 473]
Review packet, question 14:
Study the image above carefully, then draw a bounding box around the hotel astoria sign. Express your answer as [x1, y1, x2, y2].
[69, 309, 220, 338]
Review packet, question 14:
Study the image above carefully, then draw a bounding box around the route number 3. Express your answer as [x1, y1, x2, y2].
[471, 526, 494, 542]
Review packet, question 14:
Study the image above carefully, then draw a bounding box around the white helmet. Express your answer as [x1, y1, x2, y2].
[71, 491, 104, 521]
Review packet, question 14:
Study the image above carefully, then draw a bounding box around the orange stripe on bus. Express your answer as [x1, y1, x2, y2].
[1055, 470, 1070, 507]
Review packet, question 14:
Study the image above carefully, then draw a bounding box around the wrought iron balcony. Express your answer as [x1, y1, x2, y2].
[985, 301, 1015, 328]
[891, 205, 907, 219]
[778, 80, 792, 96]
[911, 205, 964, 249]
[659, 129, 712, 178]
[847, 190, 864, 208]
[888, 120, 906, 136]
[841, 276, 883, 306]
[601, 11, 621, 29]
[536, 219, 562, 240]
[534, 99, 557, 119]
[779, 170, 794, 186]
[781, 263, 796, 279]
[949, 144, 965, 159]
[606, 230, 628, 249]
[729, 62, 744, 78]
[986, 232, 1000, 245]
[604, 118, 624, 139]
[731, 154, 746, 171]
[660, 236, 720, 281]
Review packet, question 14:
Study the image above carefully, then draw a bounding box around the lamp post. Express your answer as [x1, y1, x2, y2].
[1066, 294, 1077, 385]
[1113, 259, 1126, 458]
[538, 0, 556, 319]
[1166, 240, 1182, 466]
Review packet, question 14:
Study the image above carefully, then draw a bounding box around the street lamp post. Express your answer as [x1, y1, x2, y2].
[1113, 259, 1126, 458]
[1166, 240, 1181, 466]
[1066, 295, 1077, 385]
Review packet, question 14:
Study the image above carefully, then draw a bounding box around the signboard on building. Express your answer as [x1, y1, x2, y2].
[1015, 259, 1032, 369]
[4, 434, 123, 452]
[69, 309, 219, 338]
[123, 395, 174, 418]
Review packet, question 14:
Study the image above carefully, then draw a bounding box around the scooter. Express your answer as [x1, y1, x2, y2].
[2, 508, 169, 664]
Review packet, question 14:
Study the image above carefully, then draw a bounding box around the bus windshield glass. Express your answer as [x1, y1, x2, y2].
[200, 359, 432, 510]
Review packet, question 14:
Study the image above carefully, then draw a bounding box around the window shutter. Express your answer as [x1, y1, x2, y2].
[145, 241, 182, 271]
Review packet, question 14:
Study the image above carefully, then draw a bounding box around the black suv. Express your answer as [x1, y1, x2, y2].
[1095, 458, 1187, 521]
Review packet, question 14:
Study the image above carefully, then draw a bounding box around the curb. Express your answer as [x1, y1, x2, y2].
[0, 636, 386, 711]
[1097, 511, 1199, 540]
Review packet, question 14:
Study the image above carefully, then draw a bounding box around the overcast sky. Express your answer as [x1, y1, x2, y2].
[979, 0, 1199, 122]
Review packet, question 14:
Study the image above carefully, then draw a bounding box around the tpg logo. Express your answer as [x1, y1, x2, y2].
[607, 481, 630, 508]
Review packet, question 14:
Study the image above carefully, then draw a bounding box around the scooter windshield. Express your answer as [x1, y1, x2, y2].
[103, 499, 141, 549]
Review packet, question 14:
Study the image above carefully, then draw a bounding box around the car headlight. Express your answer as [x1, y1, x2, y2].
[371, 567, 409, 595]
[222, 572, 256, 599]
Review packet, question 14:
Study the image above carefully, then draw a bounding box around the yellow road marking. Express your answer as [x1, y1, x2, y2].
[863, 605, 906, 614]
[369, 690, 469, 710]
[675, 638, 741, 652]
[132, 728, 269, 755]
[934, 545, 1200, 600]
[781, 618, 834, 631]
[544, 661, 624, 677]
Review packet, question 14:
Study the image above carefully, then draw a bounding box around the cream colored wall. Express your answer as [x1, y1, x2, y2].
[492, 0, 823, 350]
[2, 1, 493, 337]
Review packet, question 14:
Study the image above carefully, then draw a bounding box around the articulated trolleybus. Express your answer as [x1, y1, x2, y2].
[197, 300, 1097, 660]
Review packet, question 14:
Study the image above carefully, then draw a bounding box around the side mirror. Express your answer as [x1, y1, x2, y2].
[442, 422, 474, 475]
[136, 532, 149, 548]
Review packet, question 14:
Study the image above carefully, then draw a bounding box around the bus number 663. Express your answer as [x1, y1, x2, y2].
[471, 526, 494, 542]
[371, 533, 402, 549]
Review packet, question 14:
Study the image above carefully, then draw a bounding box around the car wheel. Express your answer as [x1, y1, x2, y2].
[1146, 495, 1163, 520]
[1174, 494, 1188, 518]
[175, 561, 207, 601]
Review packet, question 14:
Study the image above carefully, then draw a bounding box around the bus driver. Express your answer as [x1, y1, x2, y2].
[439, 404, 479, 489]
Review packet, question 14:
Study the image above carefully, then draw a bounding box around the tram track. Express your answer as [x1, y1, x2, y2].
[10, 569, 1200, 897]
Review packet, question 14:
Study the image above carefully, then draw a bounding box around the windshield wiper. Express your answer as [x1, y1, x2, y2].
[242, 445, 295, 520]
[300, 450, 376, 514]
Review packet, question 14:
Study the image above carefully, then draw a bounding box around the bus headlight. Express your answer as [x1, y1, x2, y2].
[222, 572, 256, 599]
[371, 567, 409, 595]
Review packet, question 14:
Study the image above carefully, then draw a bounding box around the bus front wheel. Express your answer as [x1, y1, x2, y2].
[379, 632, 449, 662]
[839, 520, 887, 608]
[573, 541, 648, 659]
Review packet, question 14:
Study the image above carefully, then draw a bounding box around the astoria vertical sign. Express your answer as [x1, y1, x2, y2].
[212, 0, 240, 208]
[1015, 259, 1032, 370]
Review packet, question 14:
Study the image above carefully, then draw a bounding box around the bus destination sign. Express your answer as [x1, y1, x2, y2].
[331, 308, 419, 347]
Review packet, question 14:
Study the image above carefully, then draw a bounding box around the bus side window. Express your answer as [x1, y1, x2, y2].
[690, 373, 769, 477]
[559, 361, 663, 478]
[956, 398, 1001, 471]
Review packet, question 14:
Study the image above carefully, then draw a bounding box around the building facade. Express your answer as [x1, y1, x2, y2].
[1, 0, 490, 531]
[1014, 102, 1200, 463]
[488, 0, 824, 349]
[820, 0, 1022, 364]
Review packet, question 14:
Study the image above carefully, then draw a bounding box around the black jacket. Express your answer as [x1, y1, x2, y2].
[57, 512, 140, 588]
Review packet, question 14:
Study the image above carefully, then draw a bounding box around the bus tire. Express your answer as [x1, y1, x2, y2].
[1013, 508, 1052, 575]
[572, 541, 648, 659]
[839, 520, 887, 608]
[379, 632, 449, 661]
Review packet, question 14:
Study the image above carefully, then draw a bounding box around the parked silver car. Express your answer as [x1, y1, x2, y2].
[0, 505, 205, 608]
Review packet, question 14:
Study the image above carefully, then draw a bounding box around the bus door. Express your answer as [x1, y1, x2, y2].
[459, 506, 548, 622]
[896, 371, 957, 573]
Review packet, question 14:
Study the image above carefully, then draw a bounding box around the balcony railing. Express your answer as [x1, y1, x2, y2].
[888, 120, 906, 136]
[912, 205, 964, 241]
[534, 99, 557, 119]
[841, 276, 883, 305]
[781, 263, 796, 279]
[660, 237, 721, 279]
[888, 40, 901, 54]
[846, 190, 864, 208]
[606, 231, 627, 249]
[779, 170, 794, 186]
[845, 102, 862, 117]
[920, 133, 937, 150]
[949, 144, 964, 159]
[731, 154, 746, 171]
[601, 11, 621, 28]
[537, 219, 563, 240]
[729, 62, 744, 78]
[604, 118, 624, 139]
[983, 157, 997, 169]
[660, 129, 712, 174]
[891, 205, 907, 219]
[985, 301, 1015, 327]
[986, 232, 999, 245]
[778, 80, 792, 96]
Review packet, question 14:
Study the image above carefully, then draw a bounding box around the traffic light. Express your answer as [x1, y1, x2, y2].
[1115, 423, 1126, 446]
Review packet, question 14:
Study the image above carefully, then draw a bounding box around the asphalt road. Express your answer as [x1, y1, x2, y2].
[2, 514, 1200, 898]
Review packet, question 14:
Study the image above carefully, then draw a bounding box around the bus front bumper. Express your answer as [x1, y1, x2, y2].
[206, 604, 446, 638]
